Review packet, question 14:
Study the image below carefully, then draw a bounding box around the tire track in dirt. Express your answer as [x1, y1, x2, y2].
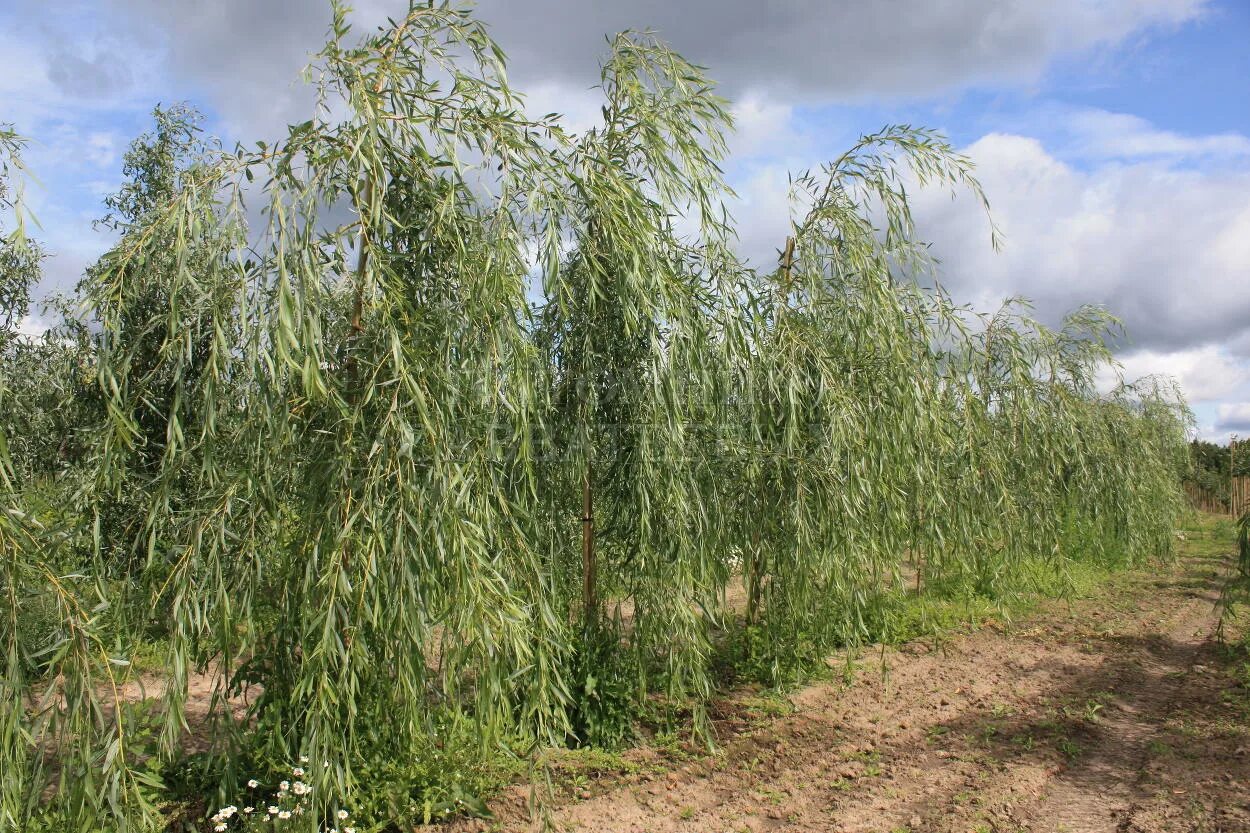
[1014, 569, 1223, 833]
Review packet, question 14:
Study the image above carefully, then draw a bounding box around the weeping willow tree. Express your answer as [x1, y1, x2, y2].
[0, 131, 40, 355]
[0, 124, 45, 832]
[532, 32, 749, 743]
[67, 5, 581, 828]
[732, 127, 998, 678]
[2, 127, 150, 833]
[1075, 373, 1190, 560]
[1, 2, 1194, 831]
[931, 303, 1190, 593]
[728, 128, 1190, 683]
[77, 105, 239, 583]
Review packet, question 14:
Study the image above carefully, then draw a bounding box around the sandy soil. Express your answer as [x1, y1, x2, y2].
[464, 530, 1250, 833]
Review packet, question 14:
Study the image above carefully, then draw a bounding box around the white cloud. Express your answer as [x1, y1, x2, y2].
[84, 0, 1211, 144]
[520, 82, 603, 137]
[84, 133, 121, 168]
[729, 95, 807, 160]
[469, 0, 1207, 102]
[727, 164, 803, 269]
[1062, 108, 1250, 161]
[16, 315, 49, 339]
[1216, 402, 1250, 434]
[722, 114, 1250, 361]
[907, 130, 1250, 354]
[1107, 346, 1250, 404]
[0, 2, 174, 297]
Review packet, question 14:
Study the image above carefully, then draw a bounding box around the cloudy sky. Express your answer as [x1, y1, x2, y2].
[3, 0, 1248, 439]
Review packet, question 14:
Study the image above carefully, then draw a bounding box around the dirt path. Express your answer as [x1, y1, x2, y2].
[470, 528, 1250, 833]
[1018, 573, 1219, 833]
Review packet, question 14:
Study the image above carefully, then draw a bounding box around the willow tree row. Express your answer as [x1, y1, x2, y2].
[0, 2, 1190, 830]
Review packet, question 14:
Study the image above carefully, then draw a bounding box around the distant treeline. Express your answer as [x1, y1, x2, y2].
[1189, 439, 1250, 501]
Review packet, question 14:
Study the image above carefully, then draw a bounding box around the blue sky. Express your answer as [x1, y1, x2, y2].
[3, 0, 1249, 438]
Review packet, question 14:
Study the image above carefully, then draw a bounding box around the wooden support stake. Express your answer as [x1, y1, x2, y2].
[582, 465, 597, 627]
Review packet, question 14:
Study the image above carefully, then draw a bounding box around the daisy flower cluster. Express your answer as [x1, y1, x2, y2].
[207, 759, 353, 833]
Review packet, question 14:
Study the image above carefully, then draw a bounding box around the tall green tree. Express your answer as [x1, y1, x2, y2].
[1, 125, 144, 833]
[533, 32, 748, 740]
[86, 5, 576, 824]
[0, 126, 39, 350]
[736, 127, 996, 678]
[82, 104, 238, 574]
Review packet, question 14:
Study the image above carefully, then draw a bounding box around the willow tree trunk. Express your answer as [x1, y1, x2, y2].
[582, 465, 597, 628]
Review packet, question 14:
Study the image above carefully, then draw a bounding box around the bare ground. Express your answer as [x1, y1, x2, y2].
[466, 528, 1250, 833]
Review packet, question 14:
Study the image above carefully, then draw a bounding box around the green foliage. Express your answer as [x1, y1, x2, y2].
[0, 2, 1194, 830]
[565, 629, 640, 750]
[1192, 439, 1229, 480]
[0, 124, 40, 350]
[83, 103, 240, 576]
[0, 308, 96, 483]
